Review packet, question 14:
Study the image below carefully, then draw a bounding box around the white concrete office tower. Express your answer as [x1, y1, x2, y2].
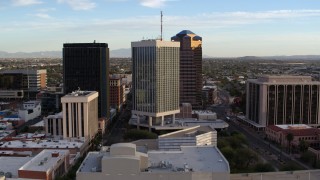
[61, 91, 99, 140]
[131, 40, 180, 129]
[246, 75, 320, 128]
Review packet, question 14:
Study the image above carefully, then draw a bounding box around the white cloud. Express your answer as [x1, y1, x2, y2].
[34, 13, 52, 19]
[57, 0, 96, 10]
[38, 8, 56, 12]
[139, 0, 165, 8]
[12, 0, 42, 6]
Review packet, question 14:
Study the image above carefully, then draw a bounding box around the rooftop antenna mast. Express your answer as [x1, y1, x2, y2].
[160, 11, 163, 41]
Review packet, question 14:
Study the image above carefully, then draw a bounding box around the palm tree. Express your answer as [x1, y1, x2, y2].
[286, 133, 294, 154]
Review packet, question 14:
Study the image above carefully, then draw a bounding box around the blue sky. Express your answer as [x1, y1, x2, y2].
[1, 0, 320, 57]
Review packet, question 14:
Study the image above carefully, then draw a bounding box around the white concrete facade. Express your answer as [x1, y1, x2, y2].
[246, 75, 320, 127]
[61, 91, 99, 140]
[158, 126, 217, 151]
[44, 112, 63, 139]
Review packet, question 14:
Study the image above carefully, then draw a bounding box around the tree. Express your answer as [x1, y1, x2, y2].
[123, 129, 157, 140]
[300, 151, 315, 164]
[298, 140, 309, 153]
[286, 133, 294, 154]
[253, 163, 275, 172]
[234, 148, 258, 169]
[220, 146, 235, 161]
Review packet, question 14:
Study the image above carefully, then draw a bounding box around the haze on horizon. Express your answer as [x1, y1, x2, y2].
[0, 0, 320, 57]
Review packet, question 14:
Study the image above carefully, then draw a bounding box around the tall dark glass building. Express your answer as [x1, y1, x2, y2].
[63, 43, 109, 118]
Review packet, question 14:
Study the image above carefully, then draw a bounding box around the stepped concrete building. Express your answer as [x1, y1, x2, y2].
[172, 30, 203, 109]
[131, 40, 180, 130]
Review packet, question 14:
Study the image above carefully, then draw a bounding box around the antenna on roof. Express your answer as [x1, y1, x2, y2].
[160, 11, 163, 41]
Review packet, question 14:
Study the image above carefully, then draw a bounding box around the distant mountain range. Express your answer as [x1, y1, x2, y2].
[0, 49, 132, 58]
[0, 50, 319, 60]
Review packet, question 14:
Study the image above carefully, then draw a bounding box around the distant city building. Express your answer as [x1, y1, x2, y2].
[176, 103, 192, 119]
[246, 75, 320, 127]
[63, 43, 109, 118]
[18, 101, 41, 122]
[77, 143, 230, 180]
[18, 150, 70, 180]
[0, 69, 47, 98]
[109, 75, 125, 111]
[172, 30, 203, 109]
[61, 91, 99, 140]
[44, 112, 63, 139]
[131, 40, 180, 130]
[38, 86, 64, 114]
[202, 85, 218, 104]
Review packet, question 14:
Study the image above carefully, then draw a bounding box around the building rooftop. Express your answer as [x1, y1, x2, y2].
[177, 30, 195, 35]
[0, 130, 15, 140]
[46, 112, 62, 119]
[63, 43, 108, 48]
[159, 126, 215, 138]
[268, 124, 320, 136]
[247, 75, 320, 85]
[0, 138, 85, 149]
[148, 146, 229, 173]
[31, 120, 44, 127]
[65, 90, 94, 97]
[276, 124, 312, 130]
[78, 144, 229, 174]
[0, 156, 33, 178]
[129, 116, 228, 130]
[19, 149, 69, 172]
[1, 69, 46, 75]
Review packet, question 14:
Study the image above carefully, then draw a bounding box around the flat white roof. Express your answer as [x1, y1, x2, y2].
[148, 146, 229, 172]
[78, 146, 230, 173]
[0, 139, 84, 149]
[0, 157, 33, 178]
[31, 120, 44, 127]
[46, 112, 62, 119]
[276, 124, 311, 130]
[19, 150, 69, 172]
[129, 116, 229, 130]
[159, 126, 215, 138]
[78, 152, 103, 173]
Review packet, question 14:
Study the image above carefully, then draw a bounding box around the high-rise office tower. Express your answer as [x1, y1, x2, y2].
[63, 43, 109, 118]
[131, 40, 180, 128]
[246, 75, 320, 127]
[171, 30, 202, 109]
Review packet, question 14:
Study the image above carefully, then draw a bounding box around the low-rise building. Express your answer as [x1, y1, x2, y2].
[18, 149, 70, 180]
[77, 143, 230, 180]
[266, 124, 320, 149]
[193, 110, 217, 120]
[0, 156, 33, 178]
[44, 112, 63, 139]
[0, 138, 88, 156]
[158, 126, 217, 151]
[176, 103, 192, 119]
[18, 101, 41, 122]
